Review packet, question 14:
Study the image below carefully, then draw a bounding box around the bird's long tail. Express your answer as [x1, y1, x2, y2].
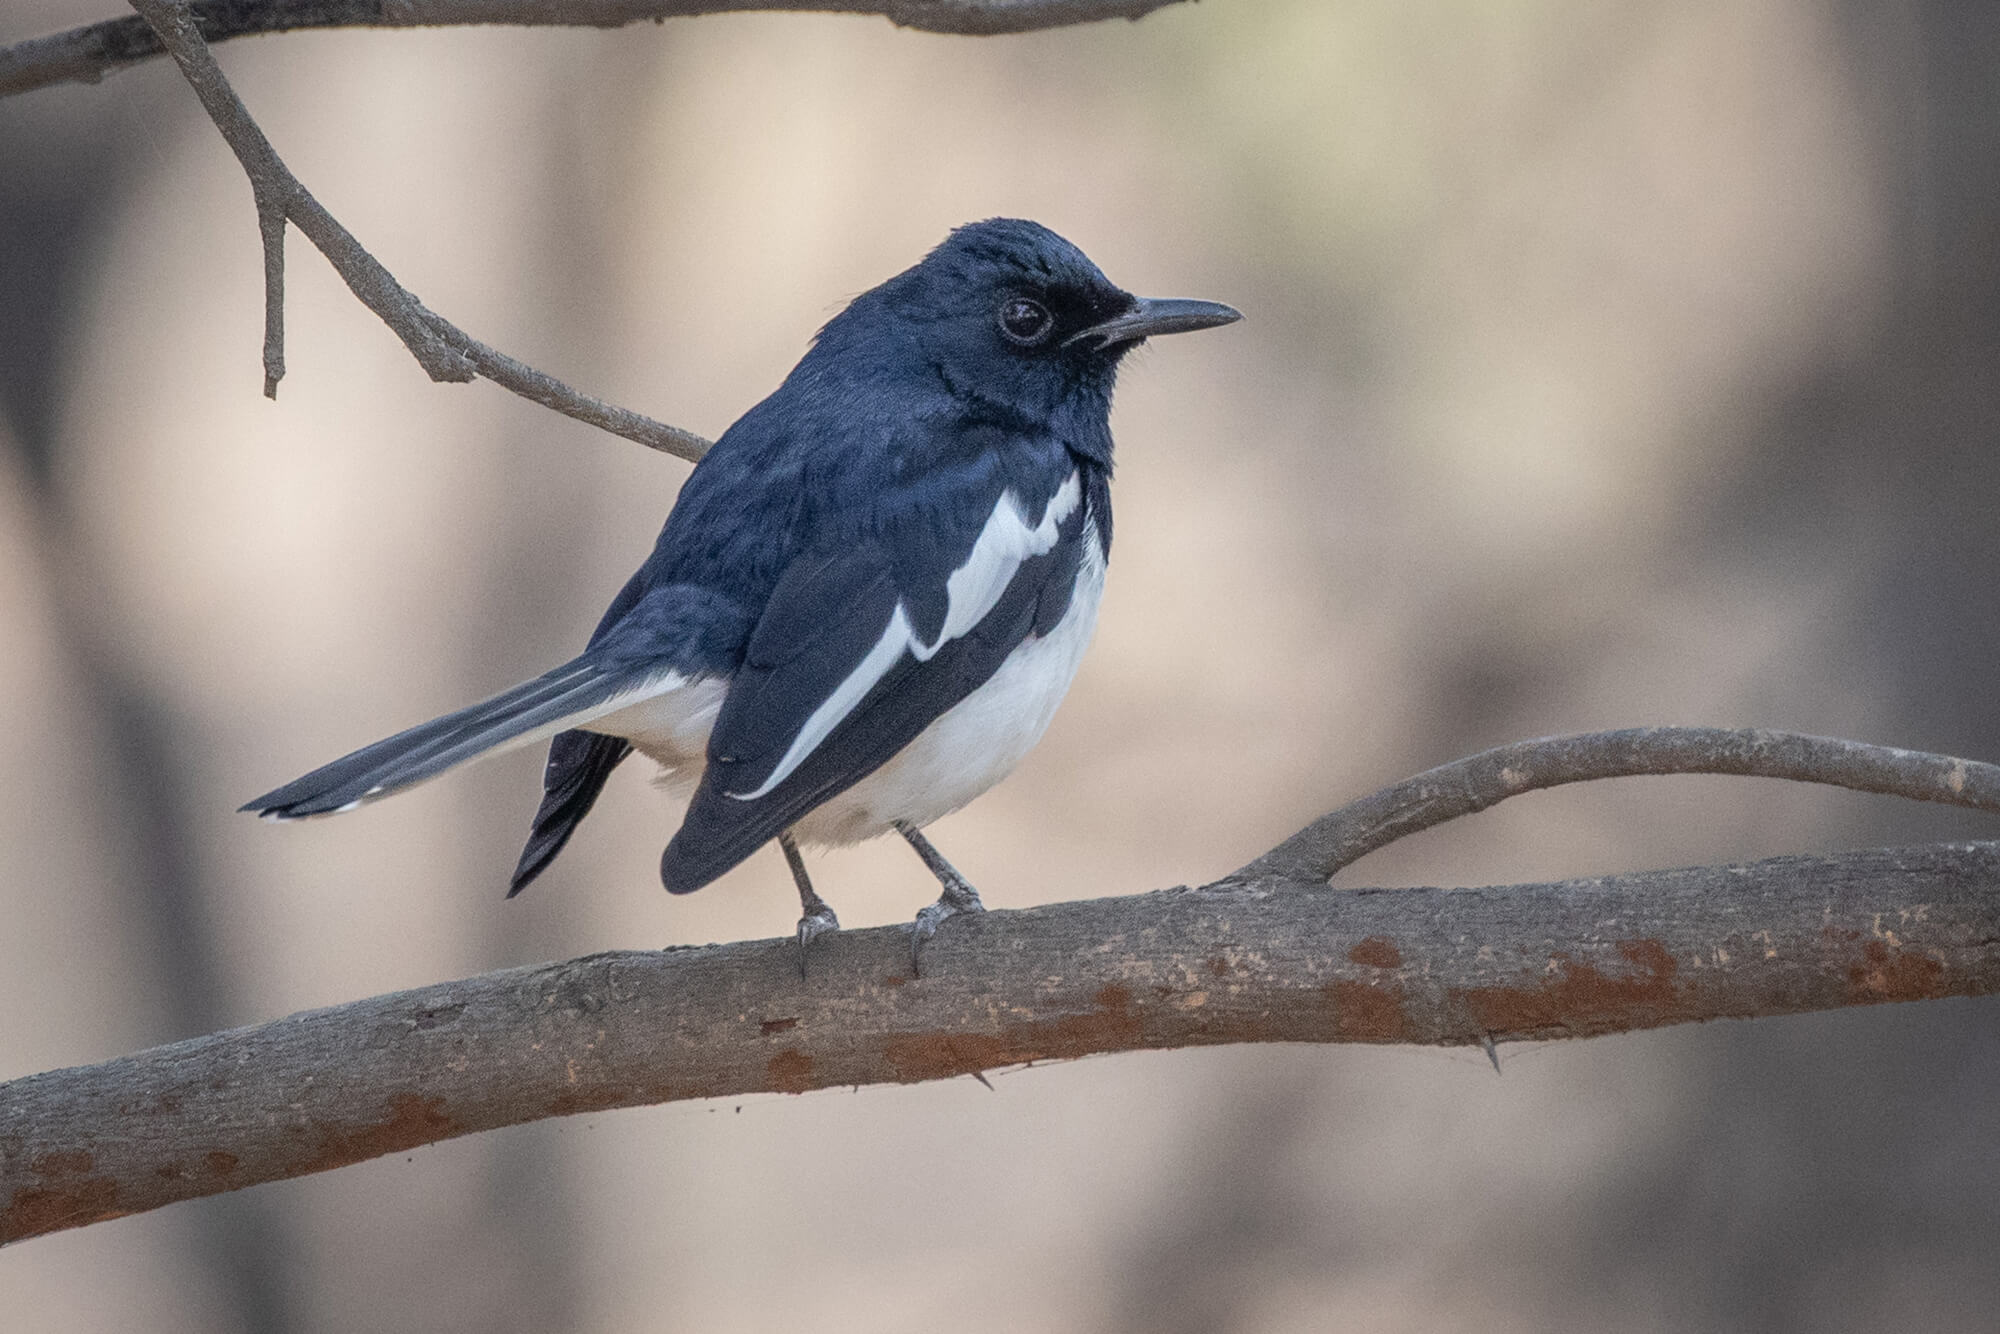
[241, 658, 674, 821]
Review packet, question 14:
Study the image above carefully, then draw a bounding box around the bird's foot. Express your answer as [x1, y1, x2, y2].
[894, 821, 986, 975]
[909, 882, 985, 976]
[779, 831, 838, 979]
[795, 903, 840, 979]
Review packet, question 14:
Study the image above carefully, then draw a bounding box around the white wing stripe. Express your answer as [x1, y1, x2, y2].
[730, 606, 916, 800]
[917, 470, 1081, 659]
[727, 470, 1081, 801]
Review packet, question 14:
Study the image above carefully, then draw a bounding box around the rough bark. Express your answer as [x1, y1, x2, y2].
[6, 841, 1997, 1246]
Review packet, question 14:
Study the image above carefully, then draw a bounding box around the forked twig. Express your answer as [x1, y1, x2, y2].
[126, 0, 713, 461]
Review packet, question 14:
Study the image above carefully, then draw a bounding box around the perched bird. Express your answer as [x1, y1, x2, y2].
[243, 219, 1239, 964]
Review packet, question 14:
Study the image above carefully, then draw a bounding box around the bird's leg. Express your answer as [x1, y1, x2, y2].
[781, 831, 838, 978]
[898, 821, 985, 973]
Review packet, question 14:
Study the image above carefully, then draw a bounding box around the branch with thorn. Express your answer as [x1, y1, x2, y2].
[4, 728, 1998, 1245]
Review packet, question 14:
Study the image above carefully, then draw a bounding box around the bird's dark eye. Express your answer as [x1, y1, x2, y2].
[998, 297, 1054, 346]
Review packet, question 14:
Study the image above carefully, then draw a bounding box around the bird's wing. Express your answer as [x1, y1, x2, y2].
[659, 468, 1092, 893]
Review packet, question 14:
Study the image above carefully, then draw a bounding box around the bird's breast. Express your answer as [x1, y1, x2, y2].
[791, 518, 1107, 846]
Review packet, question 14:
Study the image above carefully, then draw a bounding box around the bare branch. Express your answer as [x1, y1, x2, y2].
[123, 0, 714, 460]
[1236, 727, 2000, 884]
[3, 0, 1185, 100]
[421, 309, 712, 455]
[5, 840, 1997, 1245]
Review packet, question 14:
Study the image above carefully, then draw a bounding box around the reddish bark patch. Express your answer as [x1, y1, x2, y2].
[548, 1087, 626, 1117]
[31, 1150, 93, 1177]
[766, 1049, 815, 1094]
[1456, 939, 1684, 1038]
[2, 1148, 123, 1243]
[1617, 938, 1675, 976]
[300, 1094, 460, 1175]
[883, 983, 1146, 1082]
[1323, 979, 1407, 1041]
[1207, 956, 1231, 977]
[4, 1177, 122, 1243]
[1348, 936, 1403, 970]
[203, 1151, 240, 1177]
[1849, 939, 1948, 1002]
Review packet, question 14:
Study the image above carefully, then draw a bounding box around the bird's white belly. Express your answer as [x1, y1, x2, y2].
[793, 524, 1105, 846]
[594, 676, 728, 801]
[598, 522, 1105, 844]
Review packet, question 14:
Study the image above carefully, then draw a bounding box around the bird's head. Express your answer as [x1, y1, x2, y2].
[810, 219, 1240, 453]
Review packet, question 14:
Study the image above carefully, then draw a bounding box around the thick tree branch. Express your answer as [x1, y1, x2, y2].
[1237, 727, 2000, 883]
[123, 0, 715, 460]
[2, 0, 1185, 100]
[5, 840, 1997, 1245]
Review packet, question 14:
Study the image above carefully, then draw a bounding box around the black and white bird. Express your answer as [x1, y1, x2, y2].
[243, 219, 1240, 963]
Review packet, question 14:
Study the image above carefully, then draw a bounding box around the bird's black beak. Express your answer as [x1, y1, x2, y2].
[1066, 297, 1243, 349]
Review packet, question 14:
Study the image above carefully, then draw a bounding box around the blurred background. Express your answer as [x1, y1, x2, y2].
[2, 1, 1998, 1328]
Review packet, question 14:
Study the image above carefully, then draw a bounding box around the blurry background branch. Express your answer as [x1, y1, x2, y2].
[5, 730, 1998, 1246]
[2, 1, 1186, 101]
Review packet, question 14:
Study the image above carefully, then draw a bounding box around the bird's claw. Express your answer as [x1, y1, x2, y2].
[796, 904, 840, 979]
[908, 890, 984, 976]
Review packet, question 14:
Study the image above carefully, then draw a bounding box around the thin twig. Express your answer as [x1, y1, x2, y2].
[1235, 726, 2000, 884]
[5, 840, 1997, 1245]
[421, 309, 710, 453]
[256, 188, 287, 396]
[3, 0, 1186, 100]
[125, 0, 713, 461]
